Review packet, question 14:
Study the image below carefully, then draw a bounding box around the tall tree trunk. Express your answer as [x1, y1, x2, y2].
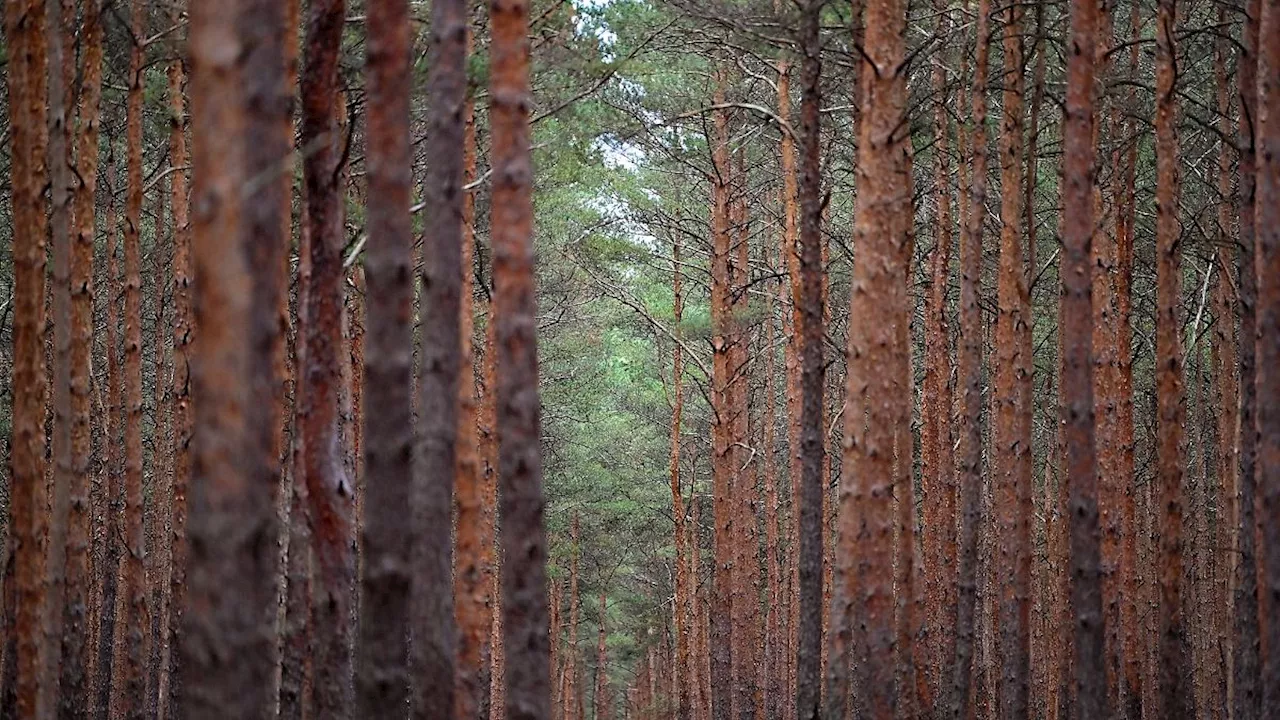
[3, 0, 49, 713]
[564, 517, 582, 720]
[178, 0, 279, 716]
[670, 234, 691, 720]
[412, 0, 467, 715]
[595, 590, 609, 720]
[111, 3, 149, 712]
[1116, 7, 1142, 717]
[708, 74, 734, 720]
[762, 247, 782, 720]
[94, 145, 122, 720]
[1233, 0, 1262, 716]
[1153, 0, 1190, 713]
[357, 0, 415, 711]
[843, 0, 909, 713]
[299, 0, 355, 714]
[165, 3, 194, 707]
[794, 1, 825, 717]
[64, 2, 104, 712]
[489, 0, 551, 717]
[1254, 0, 1280, 706]
[950, 0, 988, 713]
[994, 0, 1032, 712]
[455, 35, 491, 720]
[1062, 0, 1109, 712]
[45, 0, 75, 714]
[922, 1, 957, 703]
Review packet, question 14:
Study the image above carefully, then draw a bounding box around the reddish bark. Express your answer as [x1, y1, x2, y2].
[843, 0, 909, 713]
[3, 0, 49, 713]
[1062, 0, 1109, 712]
[922, 2, 957, 701]
[708, 75, 734, 720]
[110, 3, 149, 713]
[994, 0, 1033, 712]
[455, 49, 491, 720]
[63, 2, 104, 712]
[950, 0, 989, 713]
[299, 0, 355, 713]
[670, 234, 692, 720]
[165, 6, 194, 709]
[490, 0, 552, 717]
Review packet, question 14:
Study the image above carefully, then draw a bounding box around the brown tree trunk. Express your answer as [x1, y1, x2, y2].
[670, 234, 692, 720]
[1254, 0, 1280, 706]
[177, 0, 277, 716]
[1209, 21, 1236, 720]
[455, 38, 491, 720]
[793, 1, 825, 717]
[357, 0, 416, 711]
[564, 516, 582, 720]
[1154, 0, 1191, 713]
[110, 3, 149, 712]
[994, 0, 1033, 712]
[63, 2, 104, 712]
[950, 0, 988, 714]
[708, 74, 734, 720]
[490, 0, 552, 717]
[3, 0, 50, 713]
[595, 589, 609, 720]
[1062, 0, 1109, 711]
[298, 0, 355, 713]
[482, 312, 505, 720]
[1233, 0, 1262, 716]
[922, 1, 957, 703]
[762, 248, 782, 720]
[44, 0, 76, 714]
[843, 0, 909, 712]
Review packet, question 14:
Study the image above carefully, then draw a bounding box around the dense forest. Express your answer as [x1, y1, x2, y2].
[0, 0, 1278, 718]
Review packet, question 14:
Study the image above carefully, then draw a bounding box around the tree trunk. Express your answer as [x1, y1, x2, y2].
[670, 233, 691, 720]
[1153, 0, 1191, 713]
[45, 0, 77, 713]
[111, 3, 149, 712]
[1254, 0, 1280, 707]
[356, 0, 416, 711]
[708, 72, 734, 720]
[794, 1, 825, 717]
[843, 0, 909, 713]
[1233, 0, 1262, 716]
[165, 3, 194, 708]
[994, 0, 1033, 712]
[489, 0, 551, 717]
[298, 0, 355, 713]
[63, 2, 104, 712]
[454, 35, 491, 720]
[595, 589, 609, 720]
[3, 0, 50, 713]
[950, 0, 988, 713]
[1062, 0, 1109, 712]
[922, 2, 957, 703]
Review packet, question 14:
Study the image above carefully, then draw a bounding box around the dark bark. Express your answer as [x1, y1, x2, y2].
[795, 2, 825, 718]
[1154, 0, 1191, 714]
[1061, 0, 1109, 712]
[357, 0, 416, 712]
[1254, 0, 1280, 708]
[1234, 0, 1262, 716]
[299, 0, 355, 714]
[411, 0, 467, 717]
